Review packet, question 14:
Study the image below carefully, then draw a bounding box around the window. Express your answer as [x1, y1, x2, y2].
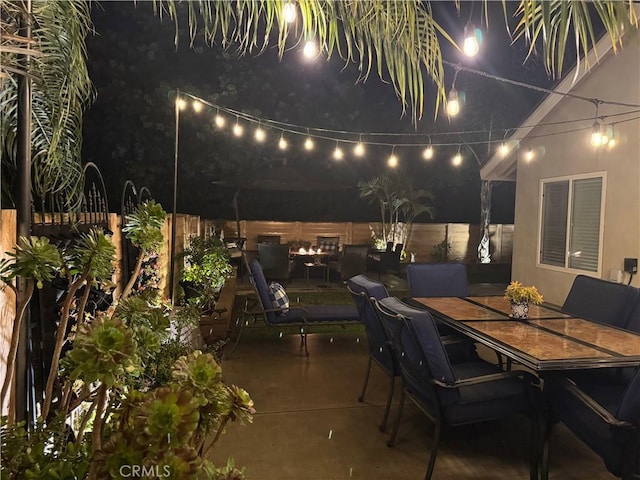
[539, 174, 604, 273]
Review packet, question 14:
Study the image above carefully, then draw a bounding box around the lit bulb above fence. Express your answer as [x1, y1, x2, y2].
[423, 146, 434, 160]
[463, 23, 481, 57]
[451, 152, 463, 166]
[176, 98, 187, 110]
[354, 142, 365, 157]
[304, 137, 314, 150]
[279, 136, 288, 150]
[387, 153, 398, 168]
[303, 41, 318, 59]
[333, 146, 344, 160]
[499, 142, 509, 157]
[255, 127, 266, 142]
[447, 88, 460, 117]
[192, 100, 203, 113]
[233, 123, 244, 137]
[214, 114, 226, 128]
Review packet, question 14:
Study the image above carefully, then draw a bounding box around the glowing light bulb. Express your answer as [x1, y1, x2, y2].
[283, 2, 296, 23]
[255, 127, 266, 142]
[500, 142, 509, 156]
[387, 154, 398, 168]
[214, 114, 226, 128]
[304, 137, 314, 150]
[463, 23, 480, 57]
[608, 137, 617, 149]
[233, 123, 244, 137]
[192, 100, 203, 113]
[279, 136, 288, 150]
[176, 98, 187, 110]
[525, 148, 534, 162]
[452, 152, 463, 166]
[447, 88, 460, 117]
[303, 41, 318, 59]
[591, 121, 603, 147]
[353, 142, 365, 157]
[423, 145, 434, 160]
[333, 146, 344, 160]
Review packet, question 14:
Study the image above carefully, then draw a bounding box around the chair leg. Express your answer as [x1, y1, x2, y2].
[224, 315, 245, 360]
[358, 357, 373, 402]
[529, 414, 543, 480]
[300, 327, 309, 356]
[424, 421, 442, 480]
[387, 388, 405, 447]
[379, 375, 396, 432]
[540, 417, 554, 480]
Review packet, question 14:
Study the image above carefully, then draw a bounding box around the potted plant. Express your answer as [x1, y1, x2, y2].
[180, 235, 233, 314]
[504, 281, 544, 319]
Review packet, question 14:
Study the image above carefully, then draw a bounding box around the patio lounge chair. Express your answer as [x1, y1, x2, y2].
[372, 296, 542, 480]
[233, 259, 360, 356]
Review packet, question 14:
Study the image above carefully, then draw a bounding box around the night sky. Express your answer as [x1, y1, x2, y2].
[82, 1, 553, 224]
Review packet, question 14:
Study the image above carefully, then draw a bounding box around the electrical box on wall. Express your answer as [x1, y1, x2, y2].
[624, 258, 638, 274]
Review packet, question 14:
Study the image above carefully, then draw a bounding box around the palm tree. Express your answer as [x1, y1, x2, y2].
[1, 0, 638, 205]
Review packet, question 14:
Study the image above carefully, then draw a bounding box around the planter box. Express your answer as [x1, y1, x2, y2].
[199, 269, 237, 345]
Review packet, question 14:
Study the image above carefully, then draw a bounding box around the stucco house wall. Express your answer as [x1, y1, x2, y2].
[512, 39, 640, 306]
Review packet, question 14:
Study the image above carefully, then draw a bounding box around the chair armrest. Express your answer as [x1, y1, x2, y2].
[433, 369, 539, 388]
[556, 377, 635, 428]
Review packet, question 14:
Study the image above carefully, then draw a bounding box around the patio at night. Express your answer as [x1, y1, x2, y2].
[1, 2, 639, 479]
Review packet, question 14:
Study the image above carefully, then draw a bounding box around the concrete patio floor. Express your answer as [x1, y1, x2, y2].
[209, 275, 616, 480]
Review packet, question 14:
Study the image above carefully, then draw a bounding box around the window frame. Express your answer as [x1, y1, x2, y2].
[537, 172, 606, 275]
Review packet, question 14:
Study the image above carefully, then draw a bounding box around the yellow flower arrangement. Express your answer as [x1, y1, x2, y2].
[504, 281, 543, 305]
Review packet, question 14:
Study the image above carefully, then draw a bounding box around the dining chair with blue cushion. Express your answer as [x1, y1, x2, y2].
[347, 274, 398, 431]
[406, 262, 469, 298]
[542, 369, 640, 480]
[373, 296, 542, 480]
[232, 260, 360, 356]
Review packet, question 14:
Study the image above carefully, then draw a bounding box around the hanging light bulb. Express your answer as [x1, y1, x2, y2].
[303, 40, 318, 59]
[525, 148, 534, 162]
[387, 147, 398, 168]
[176, 98, 187, 110]
[233, 119, 243, 137]
[354, 136, 365, 157]
[447, 87, 460, 117]
[304, 136, 314, 150]
[463, 22, 481, 57]
[608, 125, 617, 149]
[214, 112, 226, 128]
[255, 126, 266, 143]
[283, 2, 297, 23]
[423, 144, 434, 160]
[591, 120, 603, 147]
[333, 143, 344, 160]
[278, 133, 288, 150]
[451, 149, 463, 167]
[499, 142, 509, 157]
[192, 100, 203, 113]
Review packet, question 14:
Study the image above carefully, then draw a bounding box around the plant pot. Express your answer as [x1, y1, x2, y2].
[510, 301, 529, 319]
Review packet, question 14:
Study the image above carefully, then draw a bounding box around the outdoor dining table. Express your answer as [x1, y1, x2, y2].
[407, 296, 640, 372]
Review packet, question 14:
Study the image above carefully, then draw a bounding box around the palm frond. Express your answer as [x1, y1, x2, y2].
[510, 0, 639, 78]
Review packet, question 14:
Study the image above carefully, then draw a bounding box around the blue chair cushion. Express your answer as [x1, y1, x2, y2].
[406, 263, 469, 298]
[268, 282, 289, 313]
[277, 304, 359, 324]
[250, 259, 277, 323]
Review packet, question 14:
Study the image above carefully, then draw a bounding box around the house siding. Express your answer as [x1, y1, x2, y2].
[513, 39, 640, 306]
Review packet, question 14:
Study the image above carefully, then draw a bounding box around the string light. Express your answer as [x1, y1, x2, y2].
[255, 125, 266, 142]
[525, 148, 534, 162]
[304, 132, 314, 150]
[354, 136, 365, 157]
[422, 139, 434, 160]
[387, 147, 398, 168]
[333, 142, 344, 160]
[233, 118, 244, 137]
[303, 40, 318, 59]
[176, 98, 187, 110]
[463, 22, 481, 57]
[278, 133, 288, 150]
[591, 119, 605, 147]
[447, 69, 461, 117]
[192, 100, 203, 113]
[608, 124, 617, 149]
[499, 142, 509, 156]
[214, 110, 226, 128]
[283, 2, 297, 23]
[452, 147, 463, 166]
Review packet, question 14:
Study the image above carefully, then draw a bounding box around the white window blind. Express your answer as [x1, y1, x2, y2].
[539, 175, 603, 272]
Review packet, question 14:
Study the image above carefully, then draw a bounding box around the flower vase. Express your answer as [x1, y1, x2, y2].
[510, 301, 529, 319]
